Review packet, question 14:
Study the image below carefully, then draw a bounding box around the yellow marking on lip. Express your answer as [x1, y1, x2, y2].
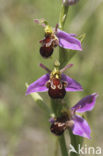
[44, 25, 53, 34]
[50, 68, 61, 80]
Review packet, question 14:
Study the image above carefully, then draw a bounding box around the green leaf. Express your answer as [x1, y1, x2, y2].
[25, 83, 51, 117]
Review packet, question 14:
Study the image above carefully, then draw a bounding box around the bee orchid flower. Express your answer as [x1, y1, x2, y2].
[50, 93, 98, 139]
[26, 62, 83, 99]
[34, 19, 82, 58]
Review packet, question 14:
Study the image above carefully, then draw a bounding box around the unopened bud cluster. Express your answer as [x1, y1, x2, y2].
[63, 0, 79, 6]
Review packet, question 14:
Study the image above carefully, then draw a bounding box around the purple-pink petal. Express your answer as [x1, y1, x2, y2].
[72, 115, 91, 139]
[26, 74, 49, 95]
[61, 74, 83, 92]
[72, 93, 98, 113]
[56, 29, 82, 51]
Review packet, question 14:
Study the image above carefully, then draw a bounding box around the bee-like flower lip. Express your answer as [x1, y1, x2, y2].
[50, 113, 70, 135]
[47, 78, 66, 99]
[39, 31, 59, 58]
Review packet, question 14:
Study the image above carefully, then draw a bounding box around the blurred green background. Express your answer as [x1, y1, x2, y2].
[0, 0, 103, 155]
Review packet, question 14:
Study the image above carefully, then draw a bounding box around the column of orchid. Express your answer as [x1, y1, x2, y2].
[26, 1, 98, 156]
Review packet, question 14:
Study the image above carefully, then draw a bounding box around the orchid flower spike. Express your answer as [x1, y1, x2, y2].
[26, 61, 83, 99]
[50, 93, 98, 139]
[34, 19, 82, 58]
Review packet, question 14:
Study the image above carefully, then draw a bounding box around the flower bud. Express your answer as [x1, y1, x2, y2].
[63, 0, 79, 6]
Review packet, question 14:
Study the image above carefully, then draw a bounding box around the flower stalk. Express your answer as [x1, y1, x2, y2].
[59, 5, 69, 30]
[59, 4, 69, 68]
[69, 130, 83, 156]
[50, 3, 70, 156]
[58, 3, 81, 156]
[59, 135, 68, 156]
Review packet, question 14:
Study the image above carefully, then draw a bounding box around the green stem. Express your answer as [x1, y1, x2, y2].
[59, 5, 69, 68]
[59, 5, 69, 30]
[51, 99, 69, 156]
[50, 4, 70, 156]
[58, 135, 68, 156]
[58, 3, 83, 153]
[51, 99, 63, 116]
[69, 130, 83, 156]
[54, 139, 59, 156]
